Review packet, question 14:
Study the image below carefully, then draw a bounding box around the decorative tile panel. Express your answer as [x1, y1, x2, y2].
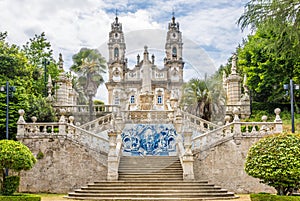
[121, 124, 177, 156]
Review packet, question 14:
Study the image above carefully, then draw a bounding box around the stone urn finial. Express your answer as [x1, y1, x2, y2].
[224, 115, 231, 124]
[69, 116, 75, 125]
[233, 107, 240, 122]
[31, 116, 37, 123]
[17, 109, 26, 124]
[274, 108, 282, 122]
[261, 115, 268, 122]
[59, 109, 66, 123]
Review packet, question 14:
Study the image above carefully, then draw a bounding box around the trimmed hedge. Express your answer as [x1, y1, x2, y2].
[2, 176, 20, 195]
[251, 193, 300, 201]
[0, 194, 41, 201]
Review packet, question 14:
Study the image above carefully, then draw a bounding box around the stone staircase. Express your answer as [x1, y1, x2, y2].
[68, 156, 236, 200]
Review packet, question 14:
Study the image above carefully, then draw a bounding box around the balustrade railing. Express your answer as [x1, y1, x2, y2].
[53, 104, 120, 114]
[192, 108, 283, 153]
[123, 110, 174, 124]
[16, 109, 109, 154]
[182, 111, 219, 133]
[80, 113, 113, 133]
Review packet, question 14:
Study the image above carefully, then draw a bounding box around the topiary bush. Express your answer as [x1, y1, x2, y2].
[245, 133, 300, 195]
[0, 140, 36, 195]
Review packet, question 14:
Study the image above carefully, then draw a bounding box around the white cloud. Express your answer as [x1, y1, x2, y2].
[0, 0, 250, 103]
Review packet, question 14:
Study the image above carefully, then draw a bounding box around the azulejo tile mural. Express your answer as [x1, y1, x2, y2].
[121, 124, 177, 156]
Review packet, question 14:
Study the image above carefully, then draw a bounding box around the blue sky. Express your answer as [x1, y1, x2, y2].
[0, 0, 250, 102]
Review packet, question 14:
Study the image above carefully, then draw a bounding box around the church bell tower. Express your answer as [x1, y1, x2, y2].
[106, 13, 127, 106]
[107, 13, 127, 82]
[164, 14, 184, 82]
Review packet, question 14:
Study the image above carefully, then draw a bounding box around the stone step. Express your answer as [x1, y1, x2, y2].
[66, 197, 237, 201]
[81, 186, 222, 190]
[75, 189, 229, 193]
[68, 192, 235, 198]
[89, 181, 216, 186]
[67, 156, 236, 200]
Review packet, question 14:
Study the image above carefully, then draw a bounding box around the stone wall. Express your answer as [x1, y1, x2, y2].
[193, 136, 276, 194]
[18, 137, 108, 193]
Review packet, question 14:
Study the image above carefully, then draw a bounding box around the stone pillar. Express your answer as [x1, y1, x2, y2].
[174, 108, 183, 133]
[107, 130, 118, 181]
[59, 109, 66, 135]
[182, 130, 194, 180]
[260, 115, 269, 132]
[233, 107, 242, 145]
[17, 109, 26, 138]
[226, 54, 242, 105]
[274, 108, 283, 133]
[115, 112, 125, 131]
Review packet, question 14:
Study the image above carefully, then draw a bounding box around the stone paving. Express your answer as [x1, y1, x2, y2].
[40, 194, 251, 201]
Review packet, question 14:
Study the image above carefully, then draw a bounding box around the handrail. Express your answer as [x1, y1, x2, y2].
[53, 104, 120, 113]
[122, 110, 174, 124]
[182, 111, 219, 133]
[192, 120, 282, 153]
[80, 113, 113, 132]
[17, 121, 109, 154]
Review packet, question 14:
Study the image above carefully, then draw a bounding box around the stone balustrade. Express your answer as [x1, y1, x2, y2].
[123, 110, 174, 124]
[192, 108, 283, 153]
[17, 109, 109, 154]
[53, 104, 120, 114]
[80, 113, 114, 133]
[182, 111, 219, 133]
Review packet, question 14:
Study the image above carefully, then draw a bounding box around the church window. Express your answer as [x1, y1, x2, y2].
[114, 47, 119, 58]
[114, 96, 120, 105]
[130, 95, 135, 104]
[157, 95, 162, 104]
[172, 47, 177, 57]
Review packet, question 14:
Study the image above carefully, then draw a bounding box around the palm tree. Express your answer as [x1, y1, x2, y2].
[70, 48, 106, 120]
[181, 78, 211, 120]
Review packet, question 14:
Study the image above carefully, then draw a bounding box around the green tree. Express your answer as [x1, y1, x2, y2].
[237, 23, 300, 103]
[0, 33, 59, 139]
[238, 0, 300, 80]
[23, 32, 60, 96]
[0, 40, 33, 140]
[0, 140, 36, 195]
[245, 133, 300, 195]
[70, 48, 106, 120]
[238, 0, 300, 32]
[0, 32, 7, 41]
[181, 78, 211, 120]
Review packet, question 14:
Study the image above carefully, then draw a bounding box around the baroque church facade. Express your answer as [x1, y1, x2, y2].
[105, 15, 184, 111]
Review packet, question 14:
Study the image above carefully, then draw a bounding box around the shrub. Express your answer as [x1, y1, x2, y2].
[0, 140, 36, 195]
[245, 133, 300, 195]
[36, 150, 44, 160]
[0, 194, 41, 201]
[2, 176, 20, 196]
[250, 193, 300, 201]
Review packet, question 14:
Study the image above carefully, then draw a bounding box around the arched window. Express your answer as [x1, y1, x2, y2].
[130, 95, 135, 104]
[172, 47, 177, 57]
[114, 47, 119, 58]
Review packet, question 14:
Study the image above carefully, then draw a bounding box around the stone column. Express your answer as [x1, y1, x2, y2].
[107, 130, 118, 181]
[182, 130, 194, 180]
[232, 107, 242, 145]
[174, 108, 183, 133]
[17, 109, 26, 138]
[274, 108, 283, 133]
[59, 109, 66, 135]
